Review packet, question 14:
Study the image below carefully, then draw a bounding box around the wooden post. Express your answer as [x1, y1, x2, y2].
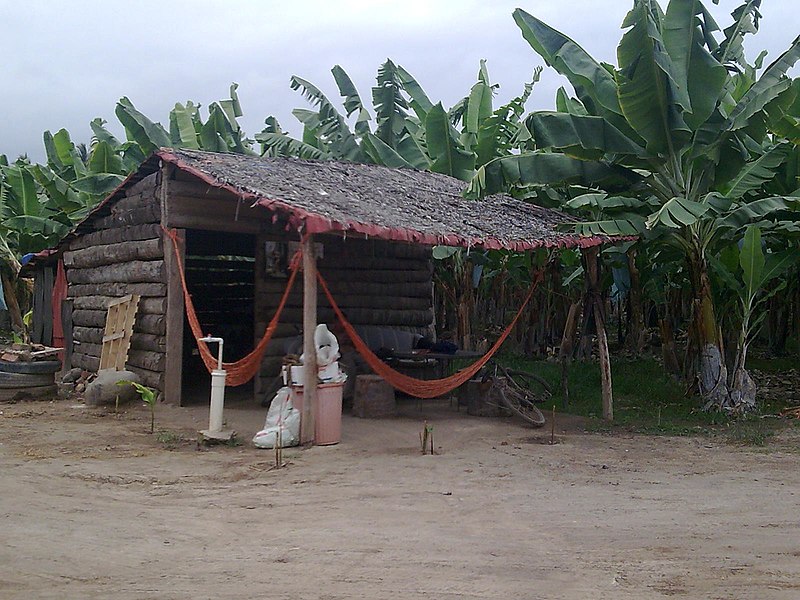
[161, 167, 185, 405]
[300, 235, 318, 445]
[582, 246, 613, 421]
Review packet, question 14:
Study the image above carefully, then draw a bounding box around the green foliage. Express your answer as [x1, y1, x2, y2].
[118, 380, 157, 433]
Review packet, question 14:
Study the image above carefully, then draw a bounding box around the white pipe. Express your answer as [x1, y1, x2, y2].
[199, 336, 224, 370]
[199, 336, 226, 433]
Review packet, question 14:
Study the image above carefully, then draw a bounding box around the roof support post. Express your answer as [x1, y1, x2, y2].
[161, 165, 185, 405]
[581, 246, 613, 421]
[300, 235, 318, 445]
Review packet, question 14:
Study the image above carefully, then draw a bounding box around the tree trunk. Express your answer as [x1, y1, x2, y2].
[692, 261, 729, 407]
[658, 314, 681, 378]
[2, 271, 24, 334]
[624, 248, 647, 354]
[559, 301, 581, 408]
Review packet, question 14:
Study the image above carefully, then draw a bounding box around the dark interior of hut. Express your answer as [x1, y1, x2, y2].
[180, 229, 256, 405]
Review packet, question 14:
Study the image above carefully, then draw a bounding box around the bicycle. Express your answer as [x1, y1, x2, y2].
[479, 360, 552, 427]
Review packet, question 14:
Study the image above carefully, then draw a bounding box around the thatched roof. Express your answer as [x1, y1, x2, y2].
[158, 149, 611, 251]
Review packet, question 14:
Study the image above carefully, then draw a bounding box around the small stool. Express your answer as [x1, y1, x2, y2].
[353, 374, 396, 418]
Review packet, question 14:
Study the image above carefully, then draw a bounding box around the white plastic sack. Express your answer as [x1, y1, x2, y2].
[252, 387, 301, 448]
[300, 324, 340, 367]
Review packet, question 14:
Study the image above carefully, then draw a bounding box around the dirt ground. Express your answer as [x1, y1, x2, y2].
[1, 394, 799, 600]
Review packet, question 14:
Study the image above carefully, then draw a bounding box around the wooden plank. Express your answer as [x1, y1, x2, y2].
[301, 236, 317, 445]
[98, 294, 140, 371]
[162, 168, 185, 405]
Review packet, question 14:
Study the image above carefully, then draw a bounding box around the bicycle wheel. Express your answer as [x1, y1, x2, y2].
[496, 378, 546, 427]
[501, 368, 553, 404]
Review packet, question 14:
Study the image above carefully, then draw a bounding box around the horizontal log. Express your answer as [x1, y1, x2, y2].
[72, 296, 167, 314]
[258, 292, 430, 311]
[317, 256, 431, 272]
[258, 279, 431, 299]
[184, 267, 254, 284]
[113, 191, 159, 213]
[72, 353, 164, 391]
[262, 335, 303, 357]
[64, 238, 162, 269]
[125, 366, 164, 391]
[73, 352, 100, 372]
[68, 282, 167, 298]
[73, 327, 166, 353]
[254, 323, 300, 341]
[72, 310, 165, 335]
[125, 173, 159, 197]
[279, 307, 433, 327]
[317, 268, 431, 283]
[93, 204, 161, 230]
[184, 257, 255, 270]
[68, 224, 162, 251]
[168, 179, 240, 201]
[326, 240, 432, 260]
[67, 261, 165, 285]
[165, 195, 262, 234]
[127, 350, 165, 372]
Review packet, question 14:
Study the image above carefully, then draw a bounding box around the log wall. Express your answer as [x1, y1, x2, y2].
[254, 236, 434, 395]
[66, 172, 166, 391]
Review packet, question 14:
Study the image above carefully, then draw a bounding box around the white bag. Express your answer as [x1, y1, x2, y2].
[252, 387, 301, 449]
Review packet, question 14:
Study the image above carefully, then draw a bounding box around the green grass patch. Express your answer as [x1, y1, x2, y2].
[496, 354, 796, 444]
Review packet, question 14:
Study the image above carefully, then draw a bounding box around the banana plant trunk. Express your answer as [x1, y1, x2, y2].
[624, 248, 647, 354]
[689, 250, 729, 406]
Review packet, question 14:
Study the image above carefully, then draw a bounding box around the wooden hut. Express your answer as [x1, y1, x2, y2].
[36, 148, 615, 410]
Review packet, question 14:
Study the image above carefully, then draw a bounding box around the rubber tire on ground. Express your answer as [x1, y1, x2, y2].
[0, 384, 58, 403]
[0, 371, 56, 388]
[0, 360, 61, 374]
[496, 381, 546, 427]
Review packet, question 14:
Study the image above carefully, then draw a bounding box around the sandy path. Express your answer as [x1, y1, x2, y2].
[1, 398, 798, 599]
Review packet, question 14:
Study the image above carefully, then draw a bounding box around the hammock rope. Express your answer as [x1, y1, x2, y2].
[163, 226, 302, 386]
[316, 268, 544, 398]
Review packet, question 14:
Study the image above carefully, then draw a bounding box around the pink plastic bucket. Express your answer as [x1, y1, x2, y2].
[290, 382, 344, 445]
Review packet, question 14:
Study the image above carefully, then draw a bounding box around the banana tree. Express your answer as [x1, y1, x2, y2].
[709, 226, 799, 409]
[468, 1, 800, 410]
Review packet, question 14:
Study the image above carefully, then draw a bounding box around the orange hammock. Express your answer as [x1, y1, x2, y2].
[317, 268, 544, 398]
[163, 227, 302, 386]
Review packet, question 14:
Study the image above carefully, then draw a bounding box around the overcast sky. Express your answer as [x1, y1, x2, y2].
[1, 0, 797, 162]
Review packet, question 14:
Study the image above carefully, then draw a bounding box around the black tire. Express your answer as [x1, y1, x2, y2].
[496, 379, 546, 427]
[501, 368, 553, 403]
[0, 371, 56, 388]
[0, 384, 57, 403]
[0, 360, 61, 374]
